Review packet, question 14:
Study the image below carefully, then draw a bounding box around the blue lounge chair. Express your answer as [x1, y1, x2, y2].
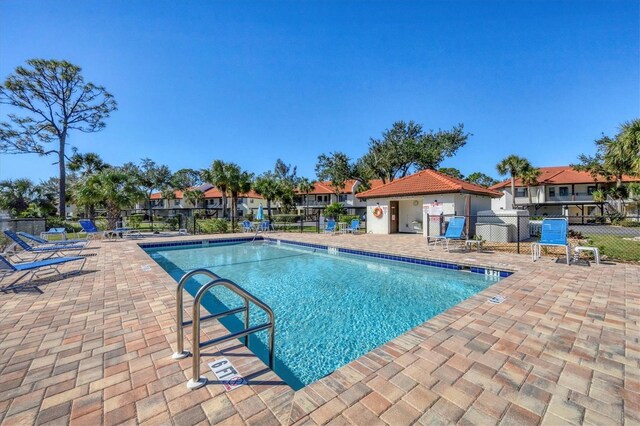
[532, 218, 571, 265]
[0, 253, 86, 291]
[324, 220, 336, 234]
[427, 216, 466, 251]
[18, 232, 89, 247]
[345, 219, 360, 234]
[4, 230, 86, 259]
[78, 219, 101, 239]
[78, 219, 140, 240]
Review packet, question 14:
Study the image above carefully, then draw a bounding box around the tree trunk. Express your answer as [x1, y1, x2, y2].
[107, 204, 119, 230]
[267, 199, 272, 220]
[528, 186, 532, 204]
[222, 193, 228, 218]
[510, 175, 516, 208]
[58, 134, 67, 218]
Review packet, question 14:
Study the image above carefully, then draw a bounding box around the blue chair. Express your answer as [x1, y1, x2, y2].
[79, 219, 140, 240]
[532, 218, 571, 265]
[0, 253, 86, 291]
[324, 220, 336, 234]
[345, 219, 360, 234]
[427, 216, 466, 251]
[78, 219, 101, 239]
[18, 232, 89, 247]
[242, 220, 254, 233]
[3, 230, 86, 260]
[259, 221, 272, 232]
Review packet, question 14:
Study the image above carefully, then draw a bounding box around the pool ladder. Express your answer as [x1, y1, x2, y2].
[173, 269, 276, 390]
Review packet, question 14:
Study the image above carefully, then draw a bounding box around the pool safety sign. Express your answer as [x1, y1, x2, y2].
[208, 357, 247, 391]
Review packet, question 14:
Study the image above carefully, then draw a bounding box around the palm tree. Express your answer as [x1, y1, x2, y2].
[0, 178, 35, 216]
[253, 172, 280, 220]
[67, 151, 109, 219]
[616, 118, 640, 179]
[226, 163, 253, 222]
[75, 168, 145, 229]
[183, 189, 204, 208]
[519, 167, 542, 204]
[202, 160, 230, 218]
[496, 155, 532, 208]
[298, 178, 315, 217]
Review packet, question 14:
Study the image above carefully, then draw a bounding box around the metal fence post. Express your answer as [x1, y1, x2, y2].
[426, 214, 430, 238]
[317, 215, 320, 233]
[517, 215, 521, 254]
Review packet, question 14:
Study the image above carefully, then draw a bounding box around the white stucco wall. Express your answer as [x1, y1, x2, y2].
[366, 193, 495, 235]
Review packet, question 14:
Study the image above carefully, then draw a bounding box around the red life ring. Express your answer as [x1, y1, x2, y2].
[373, 206, 383, 218]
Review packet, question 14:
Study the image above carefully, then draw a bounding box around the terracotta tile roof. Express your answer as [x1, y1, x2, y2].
[489, 166, 640, 190]
[357, 170, 502, 199]
[150, 190, 183, 200]
[300, 179, 385, 195]
[151, 184, 262, 200]
[202, 187, 263, 199]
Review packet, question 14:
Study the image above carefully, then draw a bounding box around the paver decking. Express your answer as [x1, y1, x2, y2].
[0, 232, 638, 425]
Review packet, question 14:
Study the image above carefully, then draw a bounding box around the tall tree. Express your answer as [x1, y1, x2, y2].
[315, 152, 354, 196]
[125, 158, 172, 226]
[226, 163, 253, 221]
[253, 172, 280, 220]
[298, 178, 315, 216]
[75, 168, 144, 229]
[519, 167, 542, 204]
[171, 168, 202, 190]
[573, 119, 640, 189]
[466, 172, 498, 187]
[0, 59, 117, 218]
[202, 160, 230, 218]
[496, 155, 532, 208]
[360, 121, 469, 183]
[437, 167, 464, 179]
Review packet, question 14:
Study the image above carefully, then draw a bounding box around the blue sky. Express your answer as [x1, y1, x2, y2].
[0, 0, 638, 184]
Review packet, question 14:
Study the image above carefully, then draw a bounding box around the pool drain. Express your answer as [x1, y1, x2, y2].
[488, 295, 506, 304]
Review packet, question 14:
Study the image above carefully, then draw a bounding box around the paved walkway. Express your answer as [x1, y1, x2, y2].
[0, 232, 638, 425]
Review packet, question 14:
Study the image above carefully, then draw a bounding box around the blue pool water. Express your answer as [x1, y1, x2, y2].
[145, 241, 500, 390]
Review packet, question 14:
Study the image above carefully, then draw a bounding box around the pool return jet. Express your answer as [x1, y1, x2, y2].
[173, 269, 275, 390]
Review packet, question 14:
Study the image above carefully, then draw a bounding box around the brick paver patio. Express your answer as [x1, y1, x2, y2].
[0, 232, 638, 425]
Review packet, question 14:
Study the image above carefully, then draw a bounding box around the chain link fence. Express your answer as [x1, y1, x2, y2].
[427, 213, 640, 262]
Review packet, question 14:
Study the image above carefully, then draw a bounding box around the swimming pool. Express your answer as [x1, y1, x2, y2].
[145, 239, 502, 390]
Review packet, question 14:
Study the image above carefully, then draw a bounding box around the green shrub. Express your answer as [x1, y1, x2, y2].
[338, 214, 360, 223]
[46, 217, 82, 233]
[0, 235, 11, 252]
[127, 214, 143, 229]
[618, 219, 640, 227]
[272, 214, 300, 223]
[324, 202, 346, 219]
[197, 218, 229, 234]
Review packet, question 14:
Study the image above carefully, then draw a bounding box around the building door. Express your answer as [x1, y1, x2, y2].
[390, 201, 399, 233]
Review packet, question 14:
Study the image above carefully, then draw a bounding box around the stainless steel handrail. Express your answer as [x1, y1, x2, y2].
[173, 269, 222, 359]
[187, 278, 275, 390]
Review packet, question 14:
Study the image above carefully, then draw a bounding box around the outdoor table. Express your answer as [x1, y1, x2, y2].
[40, 227, 67, 241]
[338, 222, 348, 234]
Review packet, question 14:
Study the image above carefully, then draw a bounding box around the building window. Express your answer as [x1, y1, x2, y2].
[587, 186, 596, 195]
[548, 187, 555, 197]
[515, 188, 528, 197]
[339, 195, 347, 202]
[250, 199, 254, 204]
[174, 200, 180, 207]
[559, 187, 569, 196]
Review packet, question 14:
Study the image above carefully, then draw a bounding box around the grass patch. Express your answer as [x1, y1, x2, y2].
[584, 234, 640, 262]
